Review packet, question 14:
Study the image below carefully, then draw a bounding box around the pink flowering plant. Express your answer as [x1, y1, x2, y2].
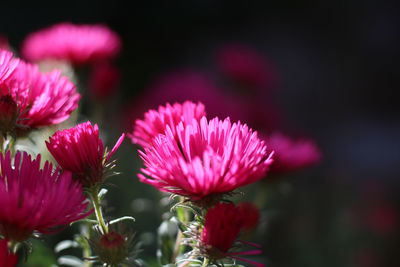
[0, 22, 323, 267]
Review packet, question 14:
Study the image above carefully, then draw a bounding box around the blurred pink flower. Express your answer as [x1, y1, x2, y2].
[0, 151, 91, 242]
[21, 22, 121, 65]
[266, 132, 321, 174]
[215, 44, 278, 89]
[126, 70, 254, 125]
[201, 203, 264, 266]
[88, 62, 121, 101]
[238, 202, 260, 230]
[46, 121, 125, 188]
[129, 101, 205, 148]
[138, 116, 273, 202]
[0, 239, 17, 267]
[0, 36, 9, 51]
[0, 52, 80, 136]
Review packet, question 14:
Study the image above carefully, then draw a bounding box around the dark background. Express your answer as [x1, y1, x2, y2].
[1, 1, 399, 267]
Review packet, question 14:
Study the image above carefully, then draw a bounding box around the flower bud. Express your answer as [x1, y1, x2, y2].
[97, 231, 127, 265]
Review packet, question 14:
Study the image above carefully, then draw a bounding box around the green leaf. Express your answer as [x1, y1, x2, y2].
[109, 216, 136, 225]
[57, 255, 84, 266]
[98, 188, 108, 200]
[54, 240, 79, 253]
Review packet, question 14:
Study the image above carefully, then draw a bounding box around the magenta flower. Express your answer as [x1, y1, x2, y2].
[11, 60, 80, 129]
[138, 116, 273, 202]
[21, 23, 121, 65]
[0, 50, 80, 136]
[215, 44, 278, 89]
[129, 101, 206, 148]
[200, 203, 264, 267]
[0, 151, 91, 242]
[0, 239, 17, 267]
[0, 36, 9, 50]
[0, 50, 18, 83]
[88, 62, 120, 101]
[46, 121, 125, 188]
[267, 132, 321, 174]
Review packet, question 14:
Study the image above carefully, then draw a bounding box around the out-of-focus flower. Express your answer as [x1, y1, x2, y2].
[215, 44, 278, 89]
[126, 71, 251, 124]
[0, 36, 9, 51]
[0, 50, 80, 137]
[238, 202, 260, 230]
[266, 132, 321, 174]
[129, 101, 205, 148]
[0, 239, 17, 267]
[124, 70, 282, 136]
[201, 203, 244, 256]
[138, 116, 273, 203]
[347, 182, 399, 237]
[46, 121, 125, 188]
[199, 203, 264, 267]
[0, 151, 91, 242]
[88, 62, 120, 101]
[21, 23, 121, 65]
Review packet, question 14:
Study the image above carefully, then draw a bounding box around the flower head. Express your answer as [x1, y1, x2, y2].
[21, 23, 121, 65]
[201, 203, 244, 256]
[215, 44, 278, 89]
[0, 36, 9, 50]
[129, 101, 205, 148]
[46, 121, 125, 188]
[0, 50, 80, 137]
[0, 239, 17, 267]
[267, 133, 321, 174]
[89, 229, 139, 266]
[0, 50, 18, 83]
[0, 151, 91, 242]
[138, 116, 273, 202]
[88, 62, 120, 101]
[199, 203, 264, 266]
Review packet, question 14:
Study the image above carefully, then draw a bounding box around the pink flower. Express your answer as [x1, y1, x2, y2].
[11, 60, 80, 129]
[129, 101, 206, 148]
[88, 62, 120, 101]
[202, 203, 244, 255]
[21, 22, 121, 65]
[0, 36, 9, 50]
[0, 50, 80, 136]
[267, 132, 321, 174]
[0, 151, 91, 242]
[0, 50, 18, 83]
[0, 239, 17, 267]
[127, 70, 252, 124]
[46, 121, 125, 188]
[200, 203, 264, 266]
[138, 116, 273, 202]
[215, 44, 278, 89]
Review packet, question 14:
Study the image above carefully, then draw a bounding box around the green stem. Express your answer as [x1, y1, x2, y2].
[171, 230, 183, 264]
[81, 229, 92, 267]
[7, 136, 16, 157]
[89, 188, 108, 234]
[202, 257, 210, 267]
[0, 135, 4, 154]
